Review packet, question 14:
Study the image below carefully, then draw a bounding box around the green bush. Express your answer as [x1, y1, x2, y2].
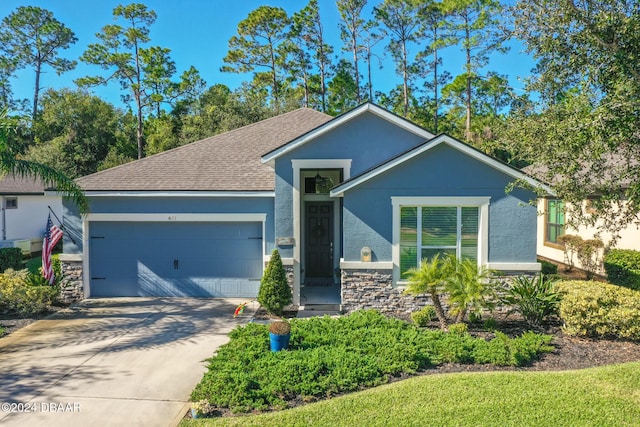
[472, 331, 554, 366]
[448, 323, 468, 335]
[0, 269, 59, 316]
[603, 249, 640, 290]
[0, 324, 4, 337]
[557, 280, 640, 340]
[191, 310, 553, 414]
[483, 317, 498, 331]
[501, 274, 562, 327]
[0, 248, 22, 273]
[411, 305, 436, 326]
[538, 259, 558, 275]
[257, 249, 292, 316]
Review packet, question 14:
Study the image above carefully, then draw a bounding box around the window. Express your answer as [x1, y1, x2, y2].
[393, 197, 489, 284]
[399, 205, 479, 276]
[545, 199, 565, 245]
[5, 197, 17, 209]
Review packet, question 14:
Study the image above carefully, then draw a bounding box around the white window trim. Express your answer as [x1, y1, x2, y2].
[291, 159, 351, 305]
[392, 196, 490, 285]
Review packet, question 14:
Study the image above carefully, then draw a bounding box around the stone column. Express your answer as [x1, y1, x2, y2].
[58, 254, 84, 303]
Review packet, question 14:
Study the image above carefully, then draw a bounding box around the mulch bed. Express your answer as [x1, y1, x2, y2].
[426, 317, 640, 374]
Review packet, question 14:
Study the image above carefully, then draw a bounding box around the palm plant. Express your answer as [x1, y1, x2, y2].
[403, 253, 453, 330]
[0, 109, 87, 213]
[445, 255, 496, 323]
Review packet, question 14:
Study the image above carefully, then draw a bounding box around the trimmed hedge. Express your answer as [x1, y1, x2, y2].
[556, 280, 640, 341]
[538, 259, 558, 275]
[603, 249, 640, 290]
[0, 248, 23, 273]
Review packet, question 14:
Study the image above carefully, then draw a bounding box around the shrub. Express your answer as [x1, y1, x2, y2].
[0, 324, 4, 337]
[557, 280, 640, 340]
[557, 234, 582, 271]
[0, 248, 22, 273]
[501, 274, 562, 328]
[257, 249, 292, 316]
[448, 323, 468, 335]
[191, 310, 553, 413]
[576, 238, 604, 279]
[0, 269, 59, 316]
[483, 317, 498, 331]
[472, 331, 554, 366]
[539, 259, 558, 275]
[603, 249, 640, 290]
[411, 305, 436, 326]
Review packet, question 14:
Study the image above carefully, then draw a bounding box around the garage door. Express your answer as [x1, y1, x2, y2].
[89, 221, 263, 297]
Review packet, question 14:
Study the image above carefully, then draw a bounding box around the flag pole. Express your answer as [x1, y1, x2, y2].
[47, 205, 76, 245]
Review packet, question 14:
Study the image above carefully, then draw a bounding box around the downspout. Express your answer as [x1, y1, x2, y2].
[1, 196, 5, 240]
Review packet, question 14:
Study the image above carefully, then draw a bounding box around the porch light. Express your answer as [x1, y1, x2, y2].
[361, 246, 372, 262]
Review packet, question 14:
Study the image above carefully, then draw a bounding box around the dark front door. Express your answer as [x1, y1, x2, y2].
[305, 202, 334, 285]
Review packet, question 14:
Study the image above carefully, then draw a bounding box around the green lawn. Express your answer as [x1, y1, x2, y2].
[182, 361, 640, 427]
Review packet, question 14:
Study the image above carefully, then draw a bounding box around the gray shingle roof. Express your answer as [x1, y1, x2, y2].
[76, 108, 332, 192]
[0, 174, 50, 194]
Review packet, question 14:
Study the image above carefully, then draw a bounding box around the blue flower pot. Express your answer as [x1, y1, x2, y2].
[269, 332, 290, 352]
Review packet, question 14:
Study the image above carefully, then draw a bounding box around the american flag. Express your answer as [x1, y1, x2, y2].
[43, 213, 63, 285]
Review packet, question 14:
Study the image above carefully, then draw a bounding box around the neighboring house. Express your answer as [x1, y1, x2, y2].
[535, 197, 640, 272]
[60, 103, 550, 312]
[0, 173, 63, 254]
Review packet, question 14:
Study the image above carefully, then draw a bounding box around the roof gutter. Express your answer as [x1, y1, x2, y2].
[81, 191, 276, 198]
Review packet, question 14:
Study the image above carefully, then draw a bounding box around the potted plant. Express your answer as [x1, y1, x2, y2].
[269, 320, 291, 352]
[190, 399, 213, 419]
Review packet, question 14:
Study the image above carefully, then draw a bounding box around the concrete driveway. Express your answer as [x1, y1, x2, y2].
[0, 298, 255, 427]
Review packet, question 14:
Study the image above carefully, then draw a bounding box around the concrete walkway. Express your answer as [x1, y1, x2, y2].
[0, 298, 256, 427]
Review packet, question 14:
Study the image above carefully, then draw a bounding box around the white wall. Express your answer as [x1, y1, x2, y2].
[536, 199, 640, 271]
[3, 195, 63, 244]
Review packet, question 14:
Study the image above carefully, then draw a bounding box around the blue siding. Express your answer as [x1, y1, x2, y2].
[274, 111, 428, 257]
[341, 144, 538, 263]
[62, 196, 274, 255]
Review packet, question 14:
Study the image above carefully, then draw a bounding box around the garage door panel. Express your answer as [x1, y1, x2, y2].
[89, 221, 263, 297]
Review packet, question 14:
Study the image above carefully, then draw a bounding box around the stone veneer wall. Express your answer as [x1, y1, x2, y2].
[341, 268, 527, 315]
[341, 268, 431, 315]
[60, 260, 84, 303]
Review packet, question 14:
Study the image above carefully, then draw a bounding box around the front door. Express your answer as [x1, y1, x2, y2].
[304, 202, 334, 286]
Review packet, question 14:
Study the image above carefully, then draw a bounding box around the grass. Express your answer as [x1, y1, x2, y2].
[182, 361, 640, 427]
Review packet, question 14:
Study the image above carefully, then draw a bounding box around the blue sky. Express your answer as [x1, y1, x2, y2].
[1, 0, 535, 110]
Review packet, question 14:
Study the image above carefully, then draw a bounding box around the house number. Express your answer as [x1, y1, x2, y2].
[168, 215, 177, 221]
